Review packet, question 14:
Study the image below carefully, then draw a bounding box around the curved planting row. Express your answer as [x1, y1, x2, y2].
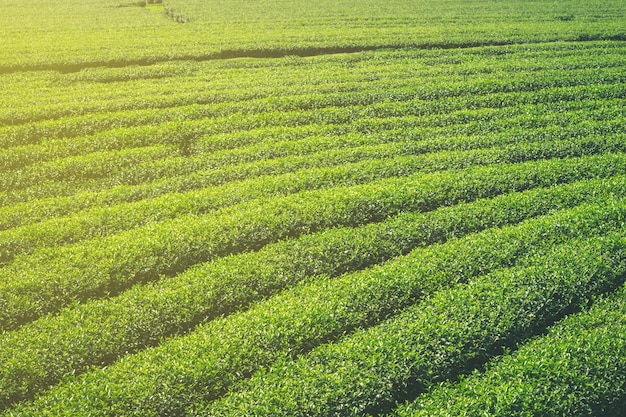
[2, 39, 626, 417]
[1, 153, 625, 330]
[0, 145, 175, 194]
[2, 73, 624, 170]
[3, 199, 625, 416]
[2, 76, 623, 172]
[3, 41, 622, 118]
[2, 43, 623, 135]
[1, 132, 624, 263]
[0, 98, 621, 205]
[0, 114, 623, 230]
[200, 230, 626, 417]
[394, 285, 626, 417]
[1, 60, 624, 154]
[0, 176, 622, 409]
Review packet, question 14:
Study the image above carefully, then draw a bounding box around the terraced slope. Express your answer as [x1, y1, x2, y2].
[1, 0, 626, 415]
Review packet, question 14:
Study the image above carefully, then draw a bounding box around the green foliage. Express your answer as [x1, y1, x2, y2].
[395, 287, 626, 416]
[201, 231, 626, 416]
[2, 152, 625, 331]
[6, 199, 626, 416]
[0, 0, 624, 71]
[0, 177, 623, 410]
[1, 10, 626, 415]
[2, 133, 626, 263]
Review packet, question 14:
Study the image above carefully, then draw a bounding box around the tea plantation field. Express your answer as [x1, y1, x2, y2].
[1, 0, 626, 415]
